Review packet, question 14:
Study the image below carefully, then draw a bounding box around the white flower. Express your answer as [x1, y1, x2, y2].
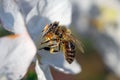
[0, 0, 81, 80]
[0, 0, 37, 79]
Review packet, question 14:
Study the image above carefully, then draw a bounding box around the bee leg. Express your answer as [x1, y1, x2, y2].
[49, 42, 61, 53]
[58, 41, 61, 51]
[50, 48, 60, 53]
[39, 43, 57, 52]
[50, 44, 58, 53]
[40, 38, 61, 53]
[51, 50, 59, 52]
[39, 43, 60, 53]
[39, 41, 57, 50]
[50, 42, 61, 53]
[41, 40, 50, 44]
[41, 38, 58, 44]
[50, 47, 60, 53]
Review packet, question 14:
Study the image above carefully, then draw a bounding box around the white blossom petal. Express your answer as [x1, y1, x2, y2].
[0, 0, 36, 79]
[37, 0, 72, 26]
[0, 0, 17, 32]
[0, 34, 36, 80]
[38, 50, 81, 74]
[26, 0, 72, 44]
[35, 59, 53, 80]
[15, 0, 39, 17]
[0, 0, 29, 34]
[26, 4, 49, 43]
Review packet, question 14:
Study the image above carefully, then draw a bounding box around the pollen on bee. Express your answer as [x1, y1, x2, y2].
[45, 33, 53, 39]
[43, 24, 49, 32]
[50, 48, 54, 53]
[46, 37, 50, 40]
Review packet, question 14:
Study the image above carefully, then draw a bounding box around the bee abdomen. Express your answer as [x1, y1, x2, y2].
[65, 51, 75, 64]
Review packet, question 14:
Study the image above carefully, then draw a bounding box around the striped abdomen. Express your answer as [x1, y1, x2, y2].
[63, 41, 75, 64]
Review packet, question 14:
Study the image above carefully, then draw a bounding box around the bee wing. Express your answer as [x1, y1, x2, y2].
[68, 34, 84, 53]
[75, 38, 84, 53]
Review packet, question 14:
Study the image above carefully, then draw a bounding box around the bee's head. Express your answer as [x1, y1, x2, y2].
[43, 21, 59, 37]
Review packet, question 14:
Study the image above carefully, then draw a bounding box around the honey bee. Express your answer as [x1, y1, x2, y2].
[39, 22, 84, 64]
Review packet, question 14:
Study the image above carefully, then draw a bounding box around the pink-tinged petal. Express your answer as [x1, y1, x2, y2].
[0, 0, 37, 79]
[0, 34, 36, 80]
[0, 34, 36, 79]
[38, 50, 81, 74]
[35, 59, 53, 80]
